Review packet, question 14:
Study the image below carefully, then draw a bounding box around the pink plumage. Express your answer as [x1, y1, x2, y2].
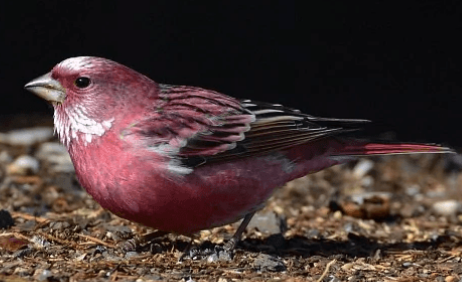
[25, 57, 452, 243]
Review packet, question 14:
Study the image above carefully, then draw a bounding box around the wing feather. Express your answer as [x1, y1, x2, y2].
[125, 85, 369, 166]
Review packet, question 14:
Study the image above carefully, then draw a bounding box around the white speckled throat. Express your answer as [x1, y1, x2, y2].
[54, 104, 114, 147]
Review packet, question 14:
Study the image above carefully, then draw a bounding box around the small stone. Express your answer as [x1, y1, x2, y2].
[50, 221, 71, 230]
[217, 249, 232, 261]
[105, 225, 133, 239]
[352, 159, 374, 178]
[0, 209, 14, 229]
[339, 192, 391, 219]
[75, 253, 87, 261]
[432, 200, 462, 216]
[34, 269, 52, 282]
[7, 155, 40, 175]
[306, 229, 320, 239]
[0, 127, 53, 146]
[333, 210, 343, 220]
[252, 253, 286, 272]
[125, 251, 140, 259]
[31, 235, 51, 249]
[35, 142, 74, 173]
[341, 263, 355, 271]
[402, 262, 412, 267]
[360, 176, 374, 187]
[246, 211, 284, 235]
[35, 142, 68, 158]
[0, 151, 13, 164]
[405, 185, 421, 196]
[206, 253, 218, 263]
[343, 222, 354, 233]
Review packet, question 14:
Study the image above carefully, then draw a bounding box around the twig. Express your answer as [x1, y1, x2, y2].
[316, 259, 337, 282]
[36, 231, 83, 249]
[11, 211, 49, 223]
[0, 232, 30, 240]
[77, 233, 116, 248]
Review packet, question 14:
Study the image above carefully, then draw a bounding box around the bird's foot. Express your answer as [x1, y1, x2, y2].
[223, 237, 238, 252]
[119, 230, 168, 252]
[178, 243, 233, 262]
[179, 211, 256, 262]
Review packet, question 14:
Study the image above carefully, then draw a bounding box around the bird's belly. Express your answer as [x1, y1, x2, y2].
[82, 155, 293, 235]
[72, 139, 345, 235]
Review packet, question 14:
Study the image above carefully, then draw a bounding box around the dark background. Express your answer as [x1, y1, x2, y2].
[1, 1, 460, 147]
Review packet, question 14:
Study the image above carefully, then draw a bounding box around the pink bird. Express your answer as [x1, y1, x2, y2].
[25, 56, 451, 251]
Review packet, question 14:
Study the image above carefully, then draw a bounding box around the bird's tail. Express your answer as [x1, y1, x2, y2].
[283, 138, 454, 181]
[332, 140, 454, 157]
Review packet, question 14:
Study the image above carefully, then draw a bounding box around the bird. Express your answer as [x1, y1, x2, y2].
[25, 56, 452, 252]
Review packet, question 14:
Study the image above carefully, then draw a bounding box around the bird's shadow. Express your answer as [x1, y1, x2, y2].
[236, 232, 456, 259]
[136, 230, 460, 260]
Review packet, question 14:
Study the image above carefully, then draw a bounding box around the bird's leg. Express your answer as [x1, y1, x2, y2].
[120, 230, 169, 252]
[178, 234, 200, 262]
[179, 212, 256, 262]
[224, 211, 256, 251]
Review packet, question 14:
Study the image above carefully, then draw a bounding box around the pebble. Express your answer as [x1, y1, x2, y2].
[402, 262, 412, 267]
[0, 127, 53, 146]
[343, 222, 354, 233]
[7, 155, 40, 175]
[218, 249, 233, 261]
[306, 229, 320, 239]
[0, 209, 14, 229]
[34, 269, 52, 282]
[405, 185, 421, 196]
[432, 200, 462, 216]
[352, 159, 374, 178]
[339, 192, 391, 219]
[246, 211, 284, 235]
[31, 235, 51, 249]
[206, 253, 218, 263]
[0, 151, 13, 164]
[35, 142, 74, 173]
[332, 210, 343, 220]
[350, 192, 391, 205]
[252, 253, 286, 272]
[124, 251, 140, 259]
[50, 221, 71, 231]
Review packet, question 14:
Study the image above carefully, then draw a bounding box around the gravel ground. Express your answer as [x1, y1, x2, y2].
[0, 118, 461, 281]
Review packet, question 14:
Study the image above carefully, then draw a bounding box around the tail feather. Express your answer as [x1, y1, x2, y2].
[333, 142, 454, 156]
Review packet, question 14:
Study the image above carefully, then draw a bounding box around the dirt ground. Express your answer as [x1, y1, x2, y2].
[0, 116, 461, 281]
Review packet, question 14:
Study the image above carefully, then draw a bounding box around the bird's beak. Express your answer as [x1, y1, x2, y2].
[24, 72, 66, 104]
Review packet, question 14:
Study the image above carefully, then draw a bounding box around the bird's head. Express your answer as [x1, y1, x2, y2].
[25, 56, 158, 146]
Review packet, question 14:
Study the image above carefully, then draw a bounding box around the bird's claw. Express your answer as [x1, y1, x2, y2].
[178, 243, 234, 262]
[119, 237, 140, 252]
[119, 230, 169, 253]
[223, 237, 238, 252]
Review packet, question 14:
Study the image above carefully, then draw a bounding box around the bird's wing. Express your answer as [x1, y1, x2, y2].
[125, 84, 369, 166]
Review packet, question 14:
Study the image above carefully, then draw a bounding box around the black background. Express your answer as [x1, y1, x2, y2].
[1, 1, 460, 147]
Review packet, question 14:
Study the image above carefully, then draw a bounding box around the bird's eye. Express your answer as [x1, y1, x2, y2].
[74, 77, 91, 88]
